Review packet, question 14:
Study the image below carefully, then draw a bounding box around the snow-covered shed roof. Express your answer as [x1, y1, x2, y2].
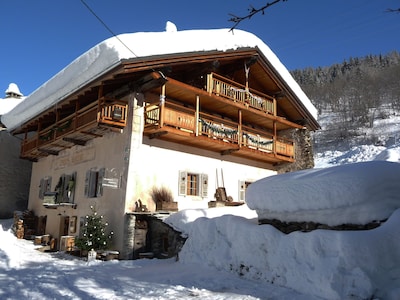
[1, 28, 318, 132]
[0, 83, 25, 116]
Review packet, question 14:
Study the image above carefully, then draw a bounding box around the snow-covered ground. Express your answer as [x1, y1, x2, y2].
[2, 106, 400, 299]
[2, 144, 400, 299]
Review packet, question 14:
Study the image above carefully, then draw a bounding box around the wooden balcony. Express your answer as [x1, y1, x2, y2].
[21, 100, 128, 161]
[144, 102, 294, 164]
[206, 73, 276, 115]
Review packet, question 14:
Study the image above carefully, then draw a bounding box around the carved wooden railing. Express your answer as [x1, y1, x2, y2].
[21, 102, 128, 156]
[144, 103, 294, 158]
[206, 73, 276, 115]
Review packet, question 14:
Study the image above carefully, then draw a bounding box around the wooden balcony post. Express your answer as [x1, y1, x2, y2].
[206, 73, 213, 94]
[273, 97, 277, 116]
[238, 110, 242, 148]
[273, 121, 277, 154]
[159, 84, 166, 129]
[195, 95, 200, 136]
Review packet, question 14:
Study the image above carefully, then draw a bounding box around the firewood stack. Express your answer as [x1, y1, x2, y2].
[13, 210, 37, 239]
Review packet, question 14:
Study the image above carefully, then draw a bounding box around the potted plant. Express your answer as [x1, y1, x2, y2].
[150, 186, 178, 211]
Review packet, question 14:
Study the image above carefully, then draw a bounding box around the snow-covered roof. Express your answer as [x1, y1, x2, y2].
[5, 83, 23, 97]
[1, 28, 318, 132]
[0, 83, 25, 116]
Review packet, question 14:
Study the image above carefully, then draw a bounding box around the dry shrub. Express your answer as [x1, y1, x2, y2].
[150, 186, 174, 204]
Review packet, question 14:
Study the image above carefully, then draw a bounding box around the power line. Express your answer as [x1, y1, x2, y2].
[79, 0, 138, 58]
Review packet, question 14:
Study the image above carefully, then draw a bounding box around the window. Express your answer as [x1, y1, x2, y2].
[238, 180, 252, 202]
[85, 168, 105, 198]
[178, 171, 208, 197]
[54, 172, 76, 203]
[39, 176, 52, 199]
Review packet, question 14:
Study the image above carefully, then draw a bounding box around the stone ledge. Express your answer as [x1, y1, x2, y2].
[259, 218, 387, 234]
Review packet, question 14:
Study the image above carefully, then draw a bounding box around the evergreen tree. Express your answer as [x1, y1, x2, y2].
[75, 206, 113, 251]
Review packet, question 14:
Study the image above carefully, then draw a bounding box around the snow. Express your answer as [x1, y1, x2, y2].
[2, 144, 400, 299]
[245, 161, 400, 226]
[0, 98, 23, 116]
[1, 27, 317, 132]
[0, 218, 313, 300]
[0, 83, 25, 116]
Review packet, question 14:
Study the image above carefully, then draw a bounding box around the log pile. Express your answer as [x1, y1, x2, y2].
[13, 210, 37, 239]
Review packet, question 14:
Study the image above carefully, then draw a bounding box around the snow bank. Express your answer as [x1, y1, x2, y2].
[170, 206, 400, 299]
[245, 161, 400, 226]
[2, 28, 317, 131]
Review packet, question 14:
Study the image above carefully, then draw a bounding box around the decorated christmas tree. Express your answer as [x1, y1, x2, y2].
[75, 206, 113, 252]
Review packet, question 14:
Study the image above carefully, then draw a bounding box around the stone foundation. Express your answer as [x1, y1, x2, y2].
[259, 218, 386, 234]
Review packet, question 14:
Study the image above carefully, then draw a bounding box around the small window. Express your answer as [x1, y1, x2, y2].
[85, 168, 105, 198]
[178, 171, 208, 197]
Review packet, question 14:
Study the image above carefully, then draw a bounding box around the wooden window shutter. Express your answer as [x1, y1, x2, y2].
[46, 177, 52, 194]
[39, 178, 45, 199]
[84, 170, 92, 197]
[238, 180, 246, 202]
[55, 175, 65, 203]
[39, 177, 52, 199]
[178, 171, 187, 196]
[97, 168, 105, 197]
[68, 172, 76, 203]
[201, 173, 208, 198]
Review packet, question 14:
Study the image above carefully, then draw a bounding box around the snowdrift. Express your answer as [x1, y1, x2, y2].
[246, 161, 400, 226]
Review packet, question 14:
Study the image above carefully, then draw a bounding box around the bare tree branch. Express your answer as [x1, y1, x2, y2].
[228, 0, 288, 30]
[386, 8, 400, 13]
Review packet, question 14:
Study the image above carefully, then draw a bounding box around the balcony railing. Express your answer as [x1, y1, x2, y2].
[206, 73, 276, 115]
[144, 102, 294, 160]
[21, 101, 128, 159]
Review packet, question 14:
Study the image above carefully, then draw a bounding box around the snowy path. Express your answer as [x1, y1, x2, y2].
[0, 220, 315, 300]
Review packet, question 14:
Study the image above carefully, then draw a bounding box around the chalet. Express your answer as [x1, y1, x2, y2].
[2, 27, 319, 259]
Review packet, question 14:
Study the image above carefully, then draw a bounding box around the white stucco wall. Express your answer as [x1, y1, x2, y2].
[125, 96, 276, 212]
[28, 126, 131, 252]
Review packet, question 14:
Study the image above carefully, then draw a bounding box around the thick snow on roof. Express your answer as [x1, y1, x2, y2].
[0, 83, 25, 115]
[245, 161, 400, 226]
[1, 28, 317, 131]
[0, 98, 24, 116]
[5, 83, 23, 97]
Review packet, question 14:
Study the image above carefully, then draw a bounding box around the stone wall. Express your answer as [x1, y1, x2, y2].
[122, 213, 186, 260]
[0, 132, 32, 218]
[259, 218, 385, 234]
[277, 128, 315, 174]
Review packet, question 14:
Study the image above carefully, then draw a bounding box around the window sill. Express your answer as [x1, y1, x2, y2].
[43, 203, 77, 209]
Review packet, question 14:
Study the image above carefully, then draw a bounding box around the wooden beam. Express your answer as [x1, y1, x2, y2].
[221, 148, 239, 156]
[149, 131, 168, 139]
[38, 148, 60, 155]
[62, 137, 87, 146]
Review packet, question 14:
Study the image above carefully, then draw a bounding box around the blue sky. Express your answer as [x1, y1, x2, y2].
[1, 0, 399, 96]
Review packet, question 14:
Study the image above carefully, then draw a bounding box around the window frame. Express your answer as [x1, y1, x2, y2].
[178, 171, 208, 198]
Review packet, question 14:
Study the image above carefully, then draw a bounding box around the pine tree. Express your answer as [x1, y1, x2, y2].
[75, 206, 113, 251]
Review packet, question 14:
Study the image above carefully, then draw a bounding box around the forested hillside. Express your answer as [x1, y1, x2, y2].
[291, 51, 400, 152]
